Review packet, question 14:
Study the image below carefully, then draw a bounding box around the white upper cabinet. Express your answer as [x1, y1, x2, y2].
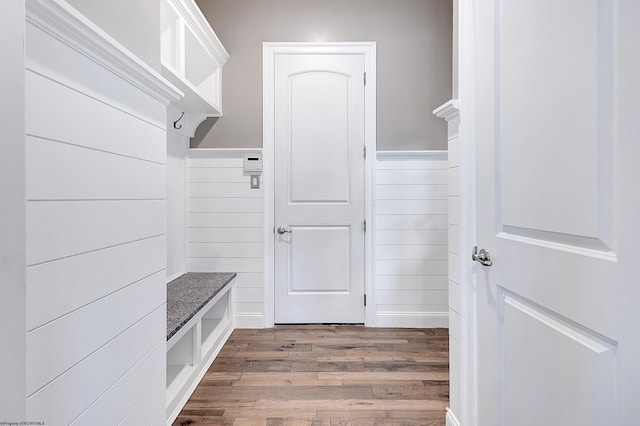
[161, 0, 228, 119]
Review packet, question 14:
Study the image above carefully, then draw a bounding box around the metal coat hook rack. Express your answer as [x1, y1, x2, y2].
[173, 111, 185, 130]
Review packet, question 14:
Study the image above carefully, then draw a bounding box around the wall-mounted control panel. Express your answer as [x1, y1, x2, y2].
[244, 155, 262, 189]
[243, 155, 263, 174]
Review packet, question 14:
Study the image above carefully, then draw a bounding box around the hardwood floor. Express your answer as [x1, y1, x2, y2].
[173, 326, 449, 426]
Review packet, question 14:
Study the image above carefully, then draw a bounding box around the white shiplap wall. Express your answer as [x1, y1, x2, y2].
[187, 150, 264, 327]
[186, 150, 448, 329]
[167, 114, 189, 281]
[375, 152, 449, 327]
[24, 2, 179, 424]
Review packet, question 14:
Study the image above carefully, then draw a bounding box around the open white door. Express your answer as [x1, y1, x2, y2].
[473, 0, 640, 424]
[273, 49, 367, 324]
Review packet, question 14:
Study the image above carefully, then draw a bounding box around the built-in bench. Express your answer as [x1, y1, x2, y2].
[166, 272, 235, 423]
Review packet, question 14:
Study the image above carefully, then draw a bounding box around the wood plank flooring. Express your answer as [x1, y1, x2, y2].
[173, 326, 449, 426]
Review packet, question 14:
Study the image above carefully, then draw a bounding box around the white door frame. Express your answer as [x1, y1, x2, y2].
[455, 0, 479, 424]
[262, 42, 377, 327]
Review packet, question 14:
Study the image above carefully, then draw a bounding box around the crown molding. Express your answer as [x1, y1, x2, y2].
[26, 0, 182, 106]
[166, 0, 229, 66]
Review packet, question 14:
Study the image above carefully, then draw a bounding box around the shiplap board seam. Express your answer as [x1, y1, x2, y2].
[27, 296, 166, 396]
[27, 134, 166, 165]
[26, 70, 169, 133]
[26, 306, 165, 413]
[25, 70, 167, 162]
[67, 340, 165, 425]
[27, 267, 165, 333]
[26, 233, 165, 268]
[117, 370, 165, 425]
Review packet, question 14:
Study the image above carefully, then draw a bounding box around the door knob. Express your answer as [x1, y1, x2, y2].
[472, 246, 493, 266]
[277, 226, 292, 234]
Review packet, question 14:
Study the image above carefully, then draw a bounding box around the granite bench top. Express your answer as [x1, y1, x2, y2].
[166, 272, 236, 341]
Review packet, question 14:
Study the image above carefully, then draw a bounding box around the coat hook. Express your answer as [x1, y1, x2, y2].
[173, 111, 185, 129]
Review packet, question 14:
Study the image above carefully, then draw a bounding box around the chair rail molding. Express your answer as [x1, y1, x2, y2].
[376, 150, 448, 161]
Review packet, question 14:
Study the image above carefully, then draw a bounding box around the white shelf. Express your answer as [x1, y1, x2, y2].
[166, 364, 195, 400]
[165, 279, 234, 425]
[161, 0, 228, 118]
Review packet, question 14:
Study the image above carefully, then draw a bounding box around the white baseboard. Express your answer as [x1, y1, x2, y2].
[374, 312, 449, 328]
[446, 408, 461, 426]
[234, 314, 265, 328]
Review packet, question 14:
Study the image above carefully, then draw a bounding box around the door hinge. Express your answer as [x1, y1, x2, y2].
[364, 71, 367, 86]
[363, 219, 367, 233]
[363, 146, 367, 159]
[364, 294, 367, 307]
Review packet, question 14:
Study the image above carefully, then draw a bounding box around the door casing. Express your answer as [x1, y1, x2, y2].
[262, 42, 377, 327]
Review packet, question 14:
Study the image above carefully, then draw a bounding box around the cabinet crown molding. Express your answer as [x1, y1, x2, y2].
[26, 0, 182, 106]
[166, 0, 229, 65]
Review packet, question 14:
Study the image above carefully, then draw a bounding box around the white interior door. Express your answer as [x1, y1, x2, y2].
[473, 0, 640, 424]
[273, 52, 366, 324]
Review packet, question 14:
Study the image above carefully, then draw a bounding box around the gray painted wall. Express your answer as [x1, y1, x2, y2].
[194, 0, 452, 150]
[66, 0, 160, 71]
[452, 0, 459, 98]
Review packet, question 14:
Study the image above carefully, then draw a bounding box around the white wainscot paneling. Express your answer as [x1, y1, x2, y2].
[188, 242, 263, 258]
[188, 257, 263, 273]
[376, 169, 448, 185]
[119, 372, 166, 426]
[188, 212, 262, 228]
[26, 305, 166, 425]
[376, 230, 448, 245]
[189, 167, 251, 183]
[448, 196, 459, 226]
[189, 182, 262, 198]
[448, 224, 460, 255]
[167, 130, 187, 280]
[26, 270, 165, 394]
[69, 341, 165, 426]
[376, 214, 448, 230]
[23, 2, 180, 423]
[26, 200, 165, 266]
[449, 280, 460, 314]
[27, 235, 165, 330]
[187, 152, 265, 327]
[376, 185, 448, 200]
[376, 260, 448, 275]
[187, 227, 263, 243]
[448, 167, 459, 197]
[189, 197, 263, 212]
[375, 153, 448, 328]
[25, 70, 166, 163]
[376, 275, 448, 290]
[377, 289, 448, 306]
[376, 244, 448, 260]
[26, 136, 165, 201]
[376, 199, 448, 215]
